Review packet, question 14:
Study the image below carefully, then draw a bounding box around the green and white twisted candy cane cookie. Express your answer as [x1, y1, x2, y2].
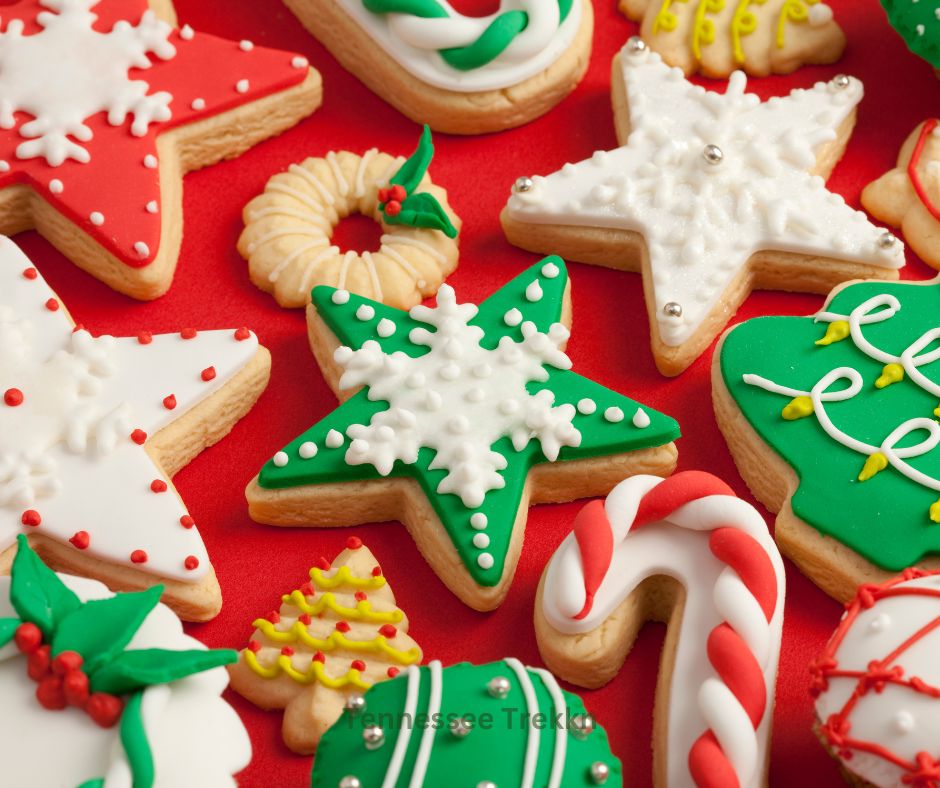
[362, 0, 575, 71]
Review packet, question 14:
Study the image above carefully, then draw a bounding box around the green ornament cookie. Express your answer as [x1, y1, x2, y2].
[880, 0, 940, 70]
[310, 659, 622, 788]
[715, 279, 940, 602]
[247, 258, 680, 611]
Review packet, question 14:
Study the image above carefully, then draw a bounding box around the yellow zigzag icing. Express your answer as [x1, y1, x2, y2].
[309, 565, 387, 590]
[251, 619, 420, 664]
[244, 650, 372, 689]
[281, 590, 404, 624]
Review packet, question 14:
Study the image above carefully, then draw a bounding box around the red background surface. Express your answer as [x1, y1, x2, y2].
[17, 1, 940, 785]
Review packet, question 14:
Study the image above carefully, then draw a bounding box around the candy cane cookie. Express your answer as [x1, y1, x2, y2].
[536, 471, 786, 787]
[239, 126, 460, 310]
[281, 0, 593, 134]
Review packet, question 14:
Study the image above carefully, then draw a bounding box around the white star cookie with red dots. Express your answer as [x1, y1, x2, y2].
[0, 237, 271, 620]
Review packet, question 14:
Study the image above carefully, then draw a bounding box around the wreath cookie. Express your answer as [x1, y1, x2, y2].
[0, 537, 251, 787]
[536, 472, 785, 788]
[502, 40, 905, 376]
[862, 120, 940, 271]
[0, 237, 270, 622]
[239, 126, 460, 310]
[281, 0, 593, 134]
[620, 0, 845, 78]
[713, 278, 940, 602]
[228, 538, 423, 755]
[246, 257, 680, 611]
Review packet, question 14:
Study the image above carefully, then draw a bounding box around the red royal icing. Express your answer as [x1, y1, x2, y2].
[69, 531, 90, 550]
[162, 394, 176, 410]
[234, 327, 251, 341]
[247, 640, 262, 653]
[379, 624, 397, 638]
[299, 613, 312, 625]
[179, 515, 195, 529]
[299, 582, 315, 596]
[201, 366, 216, 381]
[280, 647, 295, 657]
[335, 621, 350, 633]
[346, 536, 363, 550]
[909, 119, 940, 223]
[180, 328, 197, 340]
[354, 591, 367, 602]
[150, 479, 167, 493]
[44, 298, 59, 312]
[22, 267, 37, 279]
[130, 428, 147, 444]
[312, 651, 325, 663]
[184, 555, 199, 570]
[371, 567, 382, 577]
[4, 388, 24, 406]
[137, 331, 152, 345]
[387, 667, 400, 678]
[21, 510, 41, 527]
[314, 556, 330, 571]
[350, 660, 366, 672]
[130, 549, 148, 564]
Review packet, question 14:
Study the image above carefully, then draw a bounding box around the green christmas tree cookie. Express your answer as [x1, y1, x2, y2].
[880, 0, 940, 70]
[310, 659, 622, 788]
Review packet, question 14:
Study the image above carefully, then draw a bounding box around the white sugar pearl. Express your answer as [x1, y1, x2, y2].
[356, 305, 375, 321]
[299, 442, 317, 459]
[504, 308, 522, 327]
[236, 79, 250, 93]
[272, 451, 288, 467]
[377, 318, 396, 337]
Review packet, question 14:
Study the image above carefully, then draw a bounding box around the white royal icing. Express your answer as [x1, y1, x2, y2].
[506, 45, 904, 348]
[0, 573, 251, 787]
[541, 475, 786, 788]
[336, 0, 582, 93]
[331, 284, 580, 508]
[0, 237, 259, 581]
[0, 0, 176, 166]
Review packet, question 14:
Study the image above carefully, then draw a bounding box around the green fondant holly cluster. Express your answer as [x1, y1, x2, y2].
[880, 0, 940, 69]
[0, 535, 237, 788]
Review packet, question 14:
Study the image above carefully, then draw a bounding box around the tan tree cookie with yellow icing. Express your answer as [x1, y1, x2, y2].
[620, 0, 845, 78]
[227, 537, 422, 754]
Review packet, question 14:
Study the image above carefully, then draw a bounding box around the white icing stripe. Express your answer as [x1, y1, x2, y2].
[288, 163, 335, 206]
[362, 250, 384, 301]
[375, 156, 405, 190]
[699, 677, 758, 786]
[248, 226, 329, 252]
[268, 182, 327, 213]
[380, 243, 423, 281]
[505, 657, 539, 788]
[337, 250, 356, 290]
[355, 148, 378, 199]
[326, 151, 349, 197]
[297, 246, 342, 295]
[533, 667, 567, 788]
[382, 665, 421, 788]
[408, 660, 442, 788]
[268, 238, 331, 283]
[382, 234, 447, 264]
[247, 205, 332, 230]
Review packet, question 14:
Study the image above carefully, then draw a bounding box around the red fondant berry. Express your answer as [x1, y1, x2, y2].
[14, 622, 42, 654]
[378, 188, 391, 203]
[150, 479, 167, 493]
[335, 621, 350, 633]
[27, 645, 51, 681]
[184, 555, 199, 571]
[162, 394, 176, 410]
[63, 669, 90, 707]
[312, 651, 325, 663]
[346, 536, 362, 550]
[52, 651, 83, 676]
[280, 647, 295, 657]
[350, 660, 366, 672]
[387, 667, 400, 678]
[137, 331, 152, 345]
[130, 549, 148, 564]
[4, 388, 24, 407]
[180, 328, 197, 339]
[390, 184, 407, 202]
[354, 591, 367, 602]
[36, 675, 66, 709]
[44, 298, 59, 312]
[379, 624, 397, 639]
[298, 613, 312, 626]
[21, 510, 41, 527]
[130, 429, 147, 445]
[22, 268, 37, 280]
[201, 366, 216, 382]
[371, 566, 382, 577]
[247, 640, 262, 653]
[86, 693, 123, 728]
[234, 327, 251, 341]
[69, 531, 90, 550]
[180, 515, 195, 529]
[384, 200, 402, 216]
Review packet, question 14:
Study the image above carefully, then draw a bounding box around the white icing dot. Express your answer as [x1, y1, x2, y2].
[356, 305, 375, 321]
[406, 373, 425, 389]
[179, 24, 194, 40]
[504, 308, 522, 327]
[473, 533, 490, 549]
[473, 364, 492, 379]
[465, 388, 485, 403]
[146, 200, 158, 214]
[292, 56, 309, 68]
[377, 318, 396, 337]
[272, 451, 289, 467]
[541, 262, 560, 278]
[144, 154, 158, 169]
[133, 241, 150, 259]
[499, 399, 519, 415]
[632, 407, 651, 428]
[298, 442, 317, 459]
[191, 98, 206, 111]
[49, 179, 63, 193]
[448, 416, 470, 434]
[331, 289, 350, 305]
[90, 211, 104, 226]
[325, 429, 344, 448]
[0, 160, 9, 172]
[470, 513, 488, 530]
[894, 711, 915, 734]
[868, 613, 890, 634]
[604, 407, 625, 423]
[477, 552, 494, 570]
[525, 280, 543, 302]
[236, 79, 250, 93]
[440, 363, 460, 381]
[577, 398, 596, 415]
[239, 39, 254, 51]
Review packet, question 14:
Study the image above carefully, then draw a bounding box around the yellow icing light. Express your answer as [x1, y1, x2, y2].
[281, 590, 404, 624]
[691, 0, 724, 60]
[730, 0, 767, 64]
[933, 403, 940, 419]
[777, 0, 819, 49]
[858, 452, 888, 482]
[310, 565, 386, 591]
[782, 395, 814, 420]
[652, 0, 688, 34]
[243, 649, 372, 689]
[875, 363, 904, 389]
[930, 499, 940, 523]
[251, 619, 420, 664]
[815, 320, 850, 346]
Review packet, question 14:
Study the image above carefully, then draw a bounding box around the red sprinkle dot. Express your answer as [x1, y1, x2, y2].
[371, 566, 382, 577]
[69, 531, 90, 550]
[312, 651, 325, 663]
[314, 556, 330, 571]
[137, 332, 152, 345]
[247, 640, 261, 653]
[130, 550, 148, 564]
[267, 611, 280, 624]
[21, 510, 41, 527]
[387, 667, 400, 678]
[354, 591, 367, 602]
[298, 613, 312, 625]
[130, 429, 147, 445]
[180, 328, 197, 340]
[234, 327, 251, 341]
[379, 624, 397, 639]
[299, 582, 315, 596]
[346, 536, 362, 550]
[201, 366, 216, 382]
[4, 388, 24, 407]
[350, 660, 366, 672]
[180, 515, 195, 529]
[280, 647, 295, 657]
[184, 555, 199, 571]
[44, 298, 59, 312]
[22, 268, 37, 280]
[162, 394, 176, 410]
[335, 621, 350, 633]
[150, 479, 167, 493]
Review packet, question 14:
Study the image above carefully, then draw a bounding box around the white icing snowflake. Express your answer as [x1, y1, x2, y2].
[0, 0, 176, 165]
[334, 285, 581, 508]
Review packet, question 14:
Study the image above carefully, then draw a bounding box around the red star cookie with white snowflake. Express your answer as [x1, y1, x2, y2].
[0, 236, 271, 621]
[0, 0, 321, 300]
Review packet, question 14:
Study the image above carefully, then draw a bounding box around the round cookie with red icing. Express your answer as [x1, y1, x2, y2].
[811, 569, 940, 787]
[535, 471, 786, 788]
[0, 0, 322, 300]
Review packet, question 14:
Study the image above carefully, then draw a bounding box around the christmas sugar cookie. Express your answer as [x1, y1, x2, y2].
[811, 569, 940, 788]
[246, 257, 680, 611]
[239, 125, 460, 310]
[0, 237, 270, 621]
[0, 536, 250, 787]
[0, 0, 321, 301]
[620, 0, 845, 78]
[862, 120, 940, 270]
[281, 0, 592, 134]
[502, 40, 905, 376]
[714, 278, 940, 602]
[310, 659, 623, 787]
[228, 537, 423, 755]
[880, 0, 940, 73]
[536, 472, 785, 788]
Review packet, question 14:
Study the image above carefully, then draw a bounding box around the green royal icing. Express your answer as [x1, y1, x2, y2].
[362, 0, 574, 71]
[258, 259, 680, 586]
[720, 280, 940, 571]
[310, 660, 623, 788]
[880, 0, 940, 69]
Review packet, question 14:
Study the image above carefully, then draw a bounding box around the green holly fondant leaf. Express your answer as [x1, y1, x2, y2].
[52, 586, 163, 674]
[389, 124, 434, 194]
[394, 192, 458, 238]
[0, 617, 20, 648]
[120, 691, 155, 788]
[10, 534, 81, 639]
[89, 648, 238, 696]
[75, 780, 105, 788]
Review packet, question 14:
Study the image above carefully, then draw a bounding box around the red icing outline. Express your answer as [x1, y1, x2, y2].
[909, 119, 940, 223]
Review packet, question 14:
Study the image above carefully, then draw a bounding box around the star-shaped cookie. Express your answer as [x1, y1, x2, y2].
[246, 258, 680, 610]
[0, 0, 321, 300]
[502, 39, 905, 376]
[0, 236, 270, 620]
